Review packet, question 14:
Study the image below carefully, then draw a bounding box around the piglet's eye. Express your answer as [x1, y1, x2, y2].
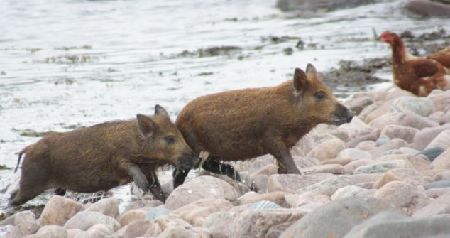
[164, 136, 176, 145]
[314, 91, 326, 101]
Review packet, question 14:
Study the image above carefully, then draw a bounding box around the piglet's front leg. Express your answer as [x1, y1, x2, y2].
[127, 164, 149, 193]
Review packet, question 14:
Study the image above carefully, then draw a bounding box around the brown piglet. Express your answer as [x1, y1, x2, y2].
[11, 105, 196, 205]
[173, 64, 353, 187]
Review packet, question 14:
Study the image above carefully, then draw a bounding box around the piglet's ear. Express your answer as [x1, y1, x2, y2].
[137, 114, 158, 138]
[305, 63, 318, 81]
[293, 67, 308, 92]
[155, 104, 169, 117]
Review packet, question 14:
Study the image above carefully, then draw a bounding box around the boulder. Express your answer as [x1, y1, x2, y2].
[374, 181, 428, 214]
[267, 173, 335, 193]
[425, 180, 450, 189]
[390, 96, 434, 117]
[369, 112, 438, 130]
[231, 208, 305, 238]
[426, 130, 450, 150]
[285, 192, 330, 209]
[301, 174, 381, 196]
[380, 125, 418, 143]
[374, 168, 424, 188]
[165, 175, 239, 210]
[344, 159, 372, 174]
[337, 148, 372, 161]
[412, 124, 450, 150]
[171, 199, 233, 226]
[238, 191, 288, 206]
[118, 208, 148, 227]
[354, 160, 412, 174]
[0, 211, 39, 236]
[302, 164, 345, 174]
[203, 212, 234, 238]
[64, 211, 120, 231]
[432, 149, 450, 170]
[84, 224, 114, 238]
[344, 211, 450, 238]
[145, 206, 170, 221]
[331, 185, 373, 201]
[124, 220, 154, 238]
[414, 191, 450, 217]
[84, 197, 119, 218]
[404, 0, 450, 17]
[307, 138, 345, 161]
[25, 225, 67, 238]
[157, 226, 210, 238]
[39, 196, 83, 226]
[280, 198, 392, 238]
[0, 225, 23, 238]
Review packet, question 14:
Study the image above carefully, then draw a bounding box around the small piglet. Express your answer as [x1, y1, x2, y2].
[174, 64, 353, 187]
[11, 105, 196, 205]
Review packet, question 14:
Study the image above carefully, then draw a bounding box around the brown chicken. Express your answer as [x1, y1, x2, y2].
[428, 47, 450, 70]
[380, 31, 450, 96]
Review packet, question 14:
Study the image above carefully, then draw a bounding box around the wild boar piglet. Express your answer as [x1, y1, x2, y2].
[11, 105, 196, 205]
[174, 64, 353, 187]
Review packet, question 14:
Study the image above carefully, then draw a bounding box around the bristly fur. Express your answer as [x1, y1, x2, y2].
[10, 107, 194, 205]
[173, 64, 352, 188]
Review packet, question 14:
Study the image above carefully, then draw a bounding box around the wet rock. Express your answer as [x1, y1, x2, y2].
[390, 96, 434, 117]
[420, 147, 445, 161]
[172, 199, 232, 226]
[307, 138, 346, 161]
[354, 160, 412, 174]
[26, 225, 67, 238]
[232, 208, 305, 238]
[412, 124, 450, 150]
[331, 185, 372, 201]
[425, 180, 450, 189]
[118, 208, 147, 227]
[405, 0, 450, 17]
[280, 197, 392, 238]
[374, 168, 424, 189]
[64, 211, 120, 231]
[380, 125, 418, 143]
[145, 206, 170, 221]
[0, 225, 23, 238]
[429, 111, 446, 124]
[303, 164, 345, 174]
[369, 112, 438, 130]
[144, 215, 192, 237]
[344, 211, 450, 238]
[267, 173, 335, 193]
[84, 197, 119, 218]
[39, 196, 83, 226]
[426, 130, 450, 150]
[0, 211, 39, 236]
[165, 175, 239, 210]
[239, 191, 288, 206]
[432, 149, 450, 170]
[374, 181, 428, 214]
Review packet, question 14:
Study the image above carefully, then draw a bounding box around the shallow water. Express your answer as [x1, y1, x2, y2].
[0, 0, 449, 213]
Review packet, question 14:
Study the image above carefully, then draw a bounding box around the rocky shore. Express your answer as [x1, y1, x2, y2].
[2, 86, 450, 237]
